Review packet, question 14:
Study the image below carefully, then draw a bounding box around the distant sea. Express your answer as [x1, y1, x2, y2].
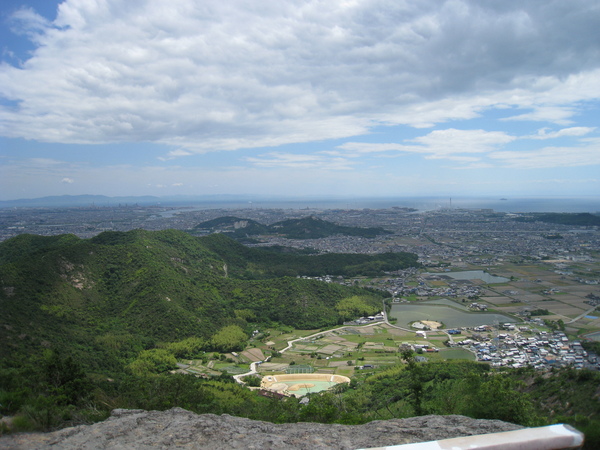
[2, 195, 600, 213]
[235, 197, 600, 213]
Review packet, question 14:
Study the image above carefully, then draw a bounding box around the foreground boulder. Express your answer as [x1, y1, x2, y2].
[0, 408, 522, 449]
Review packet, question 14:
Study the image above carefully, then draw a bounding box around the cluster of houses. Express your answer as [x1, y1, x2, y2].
[347, 313, 385, 325]
[399, 342, 440, 353]
[468, 302, 488, 311]
[454, 330, 599, 370]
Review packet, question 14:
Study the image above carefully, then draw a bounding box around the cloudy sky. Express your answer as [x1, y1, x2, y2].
[1, 0, 600, 201]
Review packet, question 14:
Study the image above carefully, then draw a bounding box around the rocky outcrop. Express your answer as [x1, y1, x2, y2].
[0, 408, 522, 449]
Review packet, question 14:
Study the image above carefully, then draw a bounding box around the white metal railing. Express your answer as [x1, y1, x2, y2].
[359, 423, 584, 450]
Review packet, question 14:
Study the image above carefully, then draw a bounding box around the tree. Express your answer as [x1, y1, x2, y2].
[402, 350, 424, 416]
[128, 349, 177, 376]
[462, 374, 539, 426]
[336, 296, 379, 321]
[42, 350, 91, 405]
[165, 337, 206, 358]
[210, 325, 247, 352]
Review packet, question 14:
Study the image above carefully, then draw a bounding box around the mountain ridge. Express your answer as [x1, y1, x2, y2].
[0, 229, 415, 372]
[193, 215, 391, 239]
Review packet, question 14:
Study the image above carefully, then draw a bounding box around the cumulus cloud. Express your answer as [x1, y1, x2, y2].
[1, 0, 600, 154]
[61, 177, 74, 183]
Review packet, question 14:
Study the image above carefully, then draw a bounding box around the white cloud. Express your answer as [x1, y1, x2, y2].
[338, 129, 515, 160]
[528, 127, 596, 140]
[490, 145, 600, 169]
[28, 158, 65, 166]
[408, 129, 515, 156]
[61, 177, 74, 183]
[158, 149, 193, 161]
[7, 7, 53, 41]
[245, 151, 355, 170]
[502, 106, 576, 125]
[1, 0, 600, 154]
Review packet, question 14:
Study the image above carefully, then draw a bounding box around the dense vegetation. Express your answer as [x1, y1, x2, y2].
[513, 212, 600, 227]
[192, 215, 392, 239]
[0, 229, 401, 372]
[200, 233, 419, 278]
[192, 216, 270, 238]
[2, 350, 599, 448]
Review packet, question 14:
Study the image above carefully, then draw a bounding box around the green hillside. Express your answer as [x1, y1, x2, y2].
[270, 216, 391, 239]
[199, 232, 419, 278]
[192, 216, 270, 238]
[3, 229, 597, 448]
[192, 215, 391, 239]
[513, 212, 600, 226]
[0, 229, 398, 372]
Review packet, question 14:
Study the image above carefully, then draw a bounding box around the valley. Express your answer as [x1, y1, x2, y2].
[1, 205, 599, 447]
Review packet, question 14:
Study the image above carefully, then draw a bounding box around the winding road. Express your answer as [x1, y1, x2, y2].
[233, 322, 382, 384]
[234, 304, 415, 385]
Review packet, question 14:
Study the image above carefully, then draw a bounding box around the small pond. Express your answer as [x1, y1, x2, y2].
[428, 270, 509, 284]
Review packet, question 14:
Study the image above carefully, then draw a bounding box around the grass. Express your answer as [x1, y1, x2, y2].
[436, 348, 477, 360]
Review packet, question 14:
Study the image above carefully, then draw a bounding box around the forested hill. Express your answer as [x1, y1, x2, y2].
[192, 215, 392, 239]
[512, 212, 600, 226]
[0, 229, 415, 372]
[192, 216, 270, 237]
[200, 232, 419, 278]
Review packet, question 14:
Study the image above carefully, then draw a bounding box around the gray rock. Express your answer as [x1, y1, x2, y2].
[0, 408, 522, 449]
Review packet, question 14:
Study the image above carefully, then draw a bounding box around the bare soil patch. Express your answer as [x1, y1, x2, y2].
[242, 348, 265, 362]
[421, 320, 442, 329]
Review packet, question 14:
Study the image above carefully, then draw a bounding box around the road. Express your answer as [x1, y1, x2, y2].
[566, 307, 598, 324]
[235, 302, 466, 385]
[233, 319, 388, 385]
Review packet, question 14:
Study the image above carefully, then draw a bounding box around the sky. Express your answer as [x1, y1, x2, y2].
[1, 0, 600, 201]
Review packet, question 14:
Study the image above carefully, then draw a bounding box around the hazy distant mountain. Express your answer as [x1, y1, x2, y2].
[0, 194, 162, 208]
[0, 193, 331, 208]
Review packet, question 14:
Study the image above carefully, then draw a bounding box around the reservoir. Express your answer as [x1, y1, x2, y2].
[390, 302, 517, 328]
[428, 270, 509, 284]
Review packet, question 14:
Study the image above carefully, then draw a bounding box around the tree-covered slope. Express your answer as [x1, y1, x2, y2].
[192, 216, 270, 237]
[192, 215, 392, 239]
[513, 212, 600, 226]
[0, 229, 395, 371]
[200, 232, 419, 278]
[270, 216, 392, 239]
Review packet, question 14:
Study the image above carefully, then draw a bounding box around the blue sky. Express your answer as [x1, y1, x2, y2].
[1, 0, 600, 200]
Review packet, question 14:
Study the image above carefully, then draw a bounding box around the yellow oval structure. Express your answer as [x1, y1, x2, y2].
[261, 373, 350, 397]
